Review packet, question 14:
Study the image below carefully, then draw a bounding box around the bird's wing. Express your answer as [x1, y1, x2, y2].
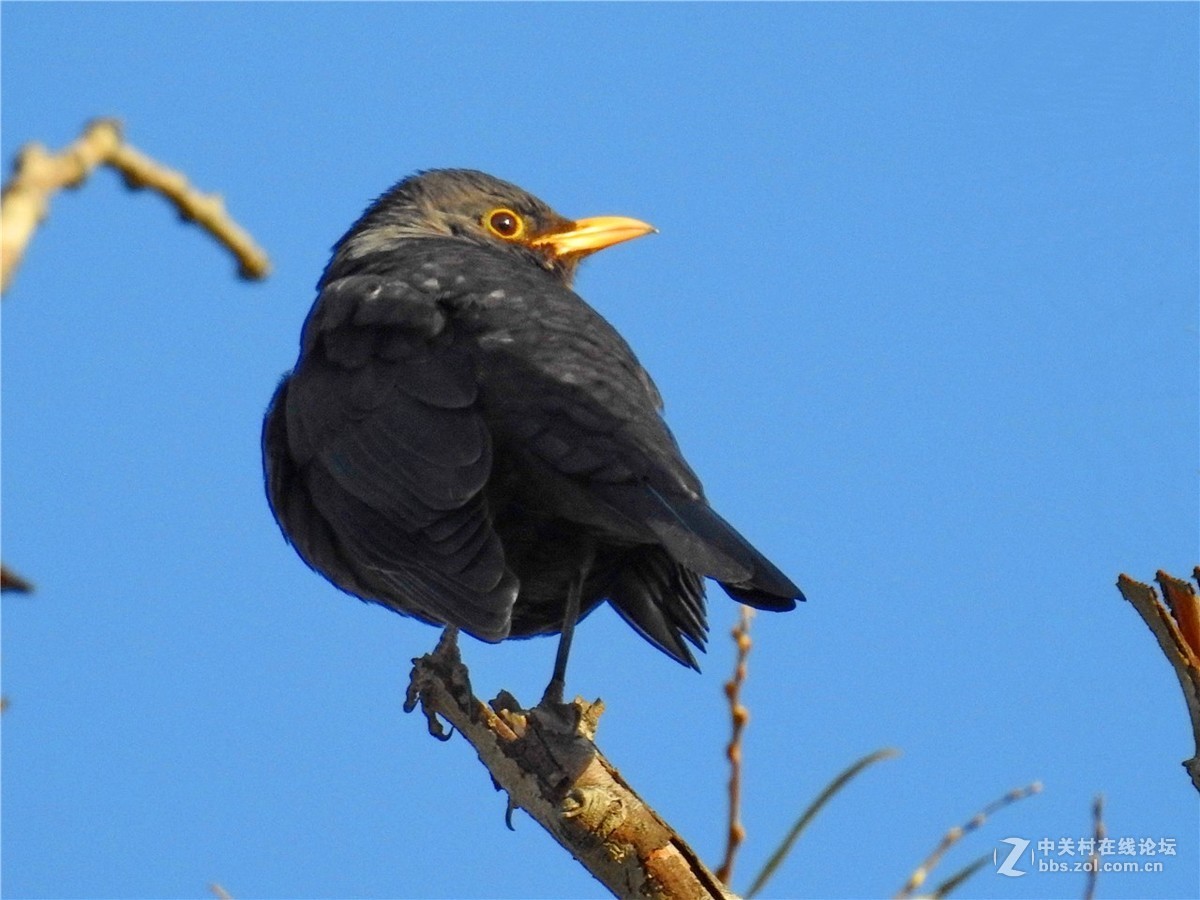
[264, 273, 518, 640]
[446, 260, 800, 608]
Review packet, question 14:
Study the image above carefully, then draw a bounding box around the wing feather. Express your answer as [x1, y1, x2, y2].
[264, 273, 519, 640]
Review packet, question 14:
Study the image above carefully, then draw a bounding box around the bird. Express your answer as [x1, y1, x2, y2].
[262, 168, 803, 700]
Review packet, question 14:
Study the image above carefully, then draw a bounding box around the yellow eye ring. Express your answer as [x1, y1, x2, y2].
[484, 208, 525, 240]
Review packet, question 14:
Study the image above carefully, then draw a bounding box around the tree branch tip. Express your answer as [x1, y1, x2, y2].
[237, 258, 272, 281]
[1, 564, 35, 593]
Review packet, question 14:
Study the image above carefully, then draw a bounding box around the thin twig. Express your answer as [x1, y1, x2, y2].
[895, 781, 1042, 899]
[107, 141, 269, 279]
[1, 564, 34, 593]
[745, 747, 900, 898]
[716, 605, 754, 885]
[1083, 794, 1105, 900]
[927, 854, 990, 899]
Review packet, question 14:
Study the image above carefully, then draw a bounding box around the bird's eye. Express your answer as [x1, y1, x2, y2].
[485, 208, 525, 240]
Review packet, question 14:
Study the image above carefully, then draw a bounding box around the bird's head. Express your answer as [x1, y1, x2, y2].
[327, 169, 656, 285]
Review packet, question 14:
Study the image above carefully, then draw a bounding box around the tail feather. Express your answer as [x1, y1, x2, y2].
[607, 548, 707, 669]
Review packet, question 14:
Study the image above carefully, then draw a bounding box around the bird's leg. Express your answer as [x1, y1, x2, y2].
[541, 539, 595, 706]
[541, 585, 581, 706]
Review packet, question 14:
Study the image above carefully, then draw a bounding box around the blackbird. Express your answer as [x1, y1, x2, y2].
[262, 169, 803, 697]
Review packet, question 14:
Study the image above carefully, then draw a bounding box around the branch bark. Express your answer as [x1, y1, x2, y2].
[1116, 569, 1200, 792]
[404, 630, 735, 899]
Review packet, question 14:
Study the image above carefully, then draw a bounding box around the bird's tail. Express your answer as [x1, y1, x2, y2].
[639, 486, 805, 610]
[607, 547, 707, 669]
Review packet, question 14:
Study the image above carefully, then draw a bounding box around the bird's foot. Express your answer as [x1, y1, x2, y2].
[539, 676, 565, 708]
[532, 689, 605, 741]
[404, 627, 466, 741]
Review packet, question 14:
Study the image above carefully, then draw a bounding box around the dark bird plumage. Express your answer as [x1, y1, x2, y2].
[263, 168, 802, 683]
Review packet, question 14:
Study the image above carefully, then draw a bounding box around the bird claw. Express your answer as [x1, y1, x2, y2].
[404, 627, 467, 741]
[403, 675, 455, 740]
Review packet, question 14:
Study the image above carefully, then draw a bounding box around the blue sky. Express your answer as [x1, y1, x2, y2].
[2, 3, 1197, 899]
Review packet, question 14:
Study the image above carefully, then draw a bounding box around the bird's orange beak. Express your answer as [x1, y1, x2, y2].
[531, 216, 657, 259]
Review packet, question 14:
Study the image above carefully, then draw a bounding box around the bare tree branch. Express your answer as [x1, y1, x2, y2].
[1, 117, 271, 597]
[404, 629, 735, 900]
[1, 117, 270, 294]
[1116, 569, 1200, 791]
